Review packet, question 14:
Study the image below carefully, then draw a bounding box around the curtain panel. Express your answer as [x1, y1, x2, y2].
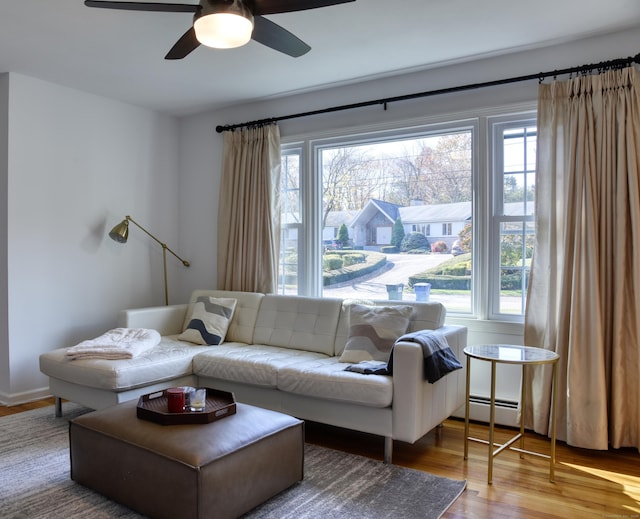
[525, 67, 640, 450]
[217, 124, 282, 294]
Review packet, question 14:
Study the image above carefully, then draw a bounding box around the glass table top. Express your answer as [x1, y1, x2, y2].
[463, 344, 559, 365]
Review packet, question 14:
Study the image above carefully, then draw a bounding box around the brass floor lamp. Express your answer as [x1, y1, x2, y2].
[109, 215, 190, 305]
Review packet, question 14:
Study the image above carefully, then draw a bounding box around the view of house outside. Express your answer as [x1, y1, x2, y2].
[317, 131, 473, 311]
[279, 123, 535, 317]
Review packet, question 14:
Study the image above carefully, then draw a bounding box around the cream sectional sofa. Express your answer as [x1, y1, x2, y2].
[40, 290, 467, 462]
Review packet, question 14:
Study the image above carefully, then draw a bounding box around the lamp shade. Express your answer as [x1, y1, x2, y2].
[109, 219, 129, 243]
[194, 1, 254, 49]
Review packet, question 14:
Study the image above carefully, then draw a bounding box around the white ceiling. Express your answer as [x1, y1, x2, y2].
[2, 0, 640, 116]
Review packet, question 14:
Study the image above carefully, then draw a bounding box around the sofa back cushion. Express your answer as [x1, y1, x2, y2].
[406, 301, 446, 331]
[252, 295, 342, 355]
[334, 300, 446, 356]
[187, 290, 264, 344]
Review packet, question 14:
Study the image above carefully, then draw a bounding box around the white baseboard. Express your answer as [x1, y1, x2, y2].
[0, 387, 52, 407]
[451, 396, 520, 427]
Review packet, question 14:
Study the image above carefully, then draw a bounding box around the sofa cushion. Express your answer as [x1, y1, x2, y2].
[277, 357, 393, 408]
[193, 344, 327, 388]
[339, 304, 413, 363]
[252, 295, 341, 355]
[187, 290, 264, 344]
[39, 336, 210, 391]
[179, 297, 237, 345]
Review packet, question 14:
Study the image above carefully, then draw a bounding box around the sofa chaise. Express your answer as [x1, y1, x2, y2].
[40, 290, 468, 462]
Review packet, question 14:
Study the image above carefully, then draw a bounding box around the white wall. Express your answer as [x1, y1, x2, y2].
[0, 74, 187, 404]
[205, 26, 637, 135]
[174, 112, 222, 301]
[0, 74, 9, 394]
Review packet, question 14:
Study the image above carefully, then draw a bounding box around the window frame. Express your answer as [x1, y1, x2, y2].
[280, 107, 537, 323]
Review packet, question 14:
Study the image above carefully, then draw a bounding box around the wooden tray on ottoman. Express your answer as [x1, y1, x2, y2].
[136, 388, 236, 425]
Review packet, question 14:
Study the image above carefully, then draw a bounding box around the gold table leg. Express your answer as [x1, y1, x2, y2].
[550, 361, 558, 482]
[464, 357, 471, 460]
[488, 360, 496, 484]
[520, 364, 526, 457]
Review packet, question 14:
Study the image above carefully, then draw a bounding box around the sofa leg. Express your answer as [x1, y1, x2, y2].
[55, 397, 62, 418]
[384, 437, 393, 464]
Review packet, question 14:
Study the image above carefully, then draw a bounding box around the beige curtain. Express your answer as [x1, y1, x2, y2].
[524, 67, 640, 450]
[217, 124, 281, 293]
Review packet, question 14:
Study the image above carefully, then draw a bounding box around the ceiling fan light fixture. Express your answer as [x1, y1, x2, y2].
[194, 1, 254, 49]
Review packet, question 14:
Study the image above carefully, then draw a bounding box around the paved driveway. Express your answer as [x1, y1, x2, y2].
[322, 252, 523, 314]
[323, 253, 451, 300]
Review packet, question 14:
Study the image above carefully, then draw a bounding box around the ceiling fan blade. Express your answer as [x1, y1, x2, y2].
[84, 1, 199, 13]
[251, 0, 355, 16]
[252, 15, 310, 57]
[165, 26, 201, 59]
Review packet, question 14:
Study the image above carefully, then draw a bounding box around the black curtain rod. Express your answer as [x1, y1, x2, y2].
[215, 52, 640, 133]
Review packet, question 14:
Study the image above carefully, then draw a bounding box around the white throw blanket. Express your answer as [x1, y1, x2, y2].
[65, 328, 161, 360]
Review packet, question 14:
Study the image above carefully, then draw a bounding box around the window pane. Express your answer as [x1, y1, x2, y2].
[502, 127, 536, 211]
[492, 120, 536, 318]
[282, 152, 300, 220]
[498, 221, 534, 314]
[278, 151, 301, 295]
[317, 131, 473, 313]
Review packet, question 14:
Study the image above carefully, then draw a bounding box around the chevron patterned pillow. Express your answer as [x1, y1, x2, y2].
[339, 304, 413, 364]
[178, 297, 237, 345]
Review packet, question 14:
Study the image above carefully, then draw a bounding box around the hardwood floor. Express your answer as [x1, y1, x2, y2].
[0, 397, 56, 416]
[3, 399, 639, 518]
[304, 419, 640, 518]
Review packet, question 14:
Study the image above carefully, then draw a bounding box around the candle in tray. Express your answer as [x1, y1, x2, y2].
[166, 388, 185, 413]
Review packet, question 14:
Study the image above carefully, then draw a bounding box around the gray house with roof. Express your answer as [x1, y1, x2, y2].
[398, 201, 472, 249]
[322, 210, 358, 241]
[348, 200, 402, 247]
[349, 199, 472, 250]
[326, 199, 531, 251]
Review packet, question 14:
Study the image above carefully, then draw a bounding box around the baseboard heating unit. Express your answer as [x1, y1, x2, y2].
[453, 395, 520, 426]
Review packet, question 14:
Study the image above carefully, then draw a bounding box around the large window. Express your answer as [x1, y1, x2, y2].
[279, 111, 536, 321]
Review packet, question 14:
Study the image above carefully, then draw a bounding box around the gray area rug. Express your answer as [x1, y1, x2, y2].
[0, 404, 465, 519]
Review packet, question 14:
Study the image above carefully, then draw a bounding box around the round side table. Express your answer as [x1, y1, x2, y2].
[463, 344, 559, 484]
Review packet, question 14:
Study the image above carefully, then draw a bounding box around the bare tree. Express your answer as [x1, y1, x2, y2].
[319, 132, 472, 225]
[321, 147, 381, 225]
[386, 145, 434, 204]
[384, 132, 472, 205]
[423, 132, 472, 203]
[281, 152, 301, 223]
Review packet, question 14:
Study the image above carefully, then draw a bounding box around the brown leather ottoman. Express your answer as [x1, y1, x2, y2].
[69, 400, 304, 519]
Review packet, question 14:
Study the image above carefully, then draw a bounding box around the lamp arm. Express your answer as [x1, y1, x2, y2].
[126, 216, 191, 267]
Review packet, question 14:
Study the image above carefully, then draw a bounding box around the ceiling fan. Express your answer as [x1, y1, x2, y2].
[84, 0, 355, 59]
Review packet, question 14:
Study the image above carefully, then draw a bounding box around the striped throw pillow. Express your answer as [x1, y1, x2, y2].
[178, 297, 237, 345]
